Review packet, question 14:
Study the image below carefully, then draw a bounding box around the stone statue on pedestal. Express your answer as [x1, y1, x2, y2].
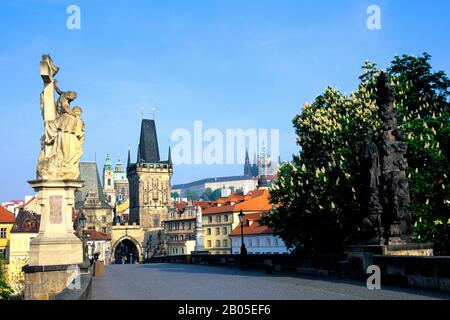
[358, 133, 383, 244]
[37, 54, 85, 181]
[376, 72, 412, 244]
[24, 55, 85, 300]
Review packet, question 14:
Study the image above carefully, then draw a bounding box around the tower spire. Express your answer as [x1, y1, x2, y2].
[168, 146, 172, 165]
[244, 148, 252, 177]
[127, 145, 131, 168]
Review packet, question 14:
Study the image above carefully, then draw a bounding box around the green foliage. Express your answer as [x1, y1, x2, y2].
[262, 53, 450, 254]
[202, 188, 222, 201]
[171, 192, 180, 200]
[388, 54, 450, 254]
[184, 190, 200, 201]
[0, 259, 12, 300]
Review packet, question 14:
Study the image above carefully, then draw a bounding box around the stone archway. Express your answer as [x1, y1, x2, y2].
[112, 236, 143, 264]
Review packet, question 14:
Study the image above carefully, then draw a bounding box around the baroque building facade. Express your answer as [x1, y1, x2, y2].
[103, 155, 130, 207]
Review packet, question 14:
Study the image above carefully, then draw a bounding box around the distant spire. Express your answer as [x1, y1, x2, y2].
[168, 146, 172, 165]
[141, 107, 144, 120]
[127, 145, 131, 168]
[244, 148, 252, 177]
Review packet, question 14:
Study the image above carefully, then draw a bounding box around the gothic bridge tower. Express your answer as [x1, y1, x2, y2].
[127, 119, 173, 231]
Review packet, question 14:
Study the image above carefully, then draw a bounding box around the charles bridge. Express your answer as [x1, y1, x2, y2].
[51, 252, 450, 300]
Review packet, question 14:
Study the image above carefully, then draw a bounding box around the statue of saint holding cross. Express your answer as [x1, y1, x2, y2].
[37, 54, 85, 180]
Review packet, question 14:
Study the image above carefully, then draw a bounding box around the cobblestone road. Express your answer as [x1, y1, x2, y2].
[91, 263, 450, 300]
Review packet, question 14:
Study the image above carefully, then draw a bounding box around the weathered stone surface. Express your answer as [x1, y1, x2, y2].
[37, 54, 84, 181]
[24, 268, 80, 300]
[90, 264, 450, 300]
[376, 72, 412, 244]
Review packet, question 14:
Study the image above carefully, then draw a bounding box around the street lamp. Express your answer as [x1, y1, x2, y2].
[78, 211, 88, 262]
[238, 210, 247, 271]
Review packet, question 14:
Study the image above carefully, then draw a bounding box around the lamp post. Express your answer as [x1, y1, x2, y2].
[238, 210, 247, 271]
[78, 211, 87, 262]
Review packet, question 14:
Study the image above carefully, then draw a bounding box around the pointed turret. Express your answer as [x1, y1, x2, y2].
[168, 146, 172, 165]
[127, 146, 131, 168]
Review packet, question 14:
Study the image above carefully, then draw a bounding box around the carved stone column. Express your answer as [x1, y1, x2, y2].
[377, 72, 412, 244]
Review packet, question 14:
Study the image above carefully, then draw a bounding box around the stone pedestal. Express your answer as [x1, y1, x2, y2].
[345, 243, 434, 273]
[23, 180, 84, 300]
[23, 265, 81, 300]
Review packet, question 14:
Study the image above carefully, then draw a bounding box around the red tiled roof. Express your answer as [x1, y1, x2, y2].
[202, 189, 271, 215]
[86, 229, 111, 241]
[173, 201, 188, 213]
[0, 206, 16, 223]
[230, 212, 273, 236]
[192, 201, 214, 210]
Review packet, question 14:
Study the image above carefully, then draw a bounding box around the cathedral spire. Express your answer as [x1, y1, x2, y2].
[244, 148, 252, 177]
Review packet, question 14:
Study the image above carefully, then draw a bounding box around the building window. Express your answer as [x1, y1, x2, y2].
[216, 240, 220, 247]
[108, 178, 111, 186]
[207, 228, 211, 235]
[215, 228, 220, 235]
[0, 228, 7, 239]
[255, 239, 260, 247]
[223, 239, 228, 247]
[207, 240, 212, 248]
[224, 215, 229, 222]
[0, 249, 5, 258]
[208, 216, 212, 223]
[274, 238, 279, 246]
[153, 216, 160, 228]
[223, 227, 227, 235]
[267, 238, 271, 246]
[102, 227, 107, 233]
[102, 216, 106, 223]
[216, 216, 221, 223]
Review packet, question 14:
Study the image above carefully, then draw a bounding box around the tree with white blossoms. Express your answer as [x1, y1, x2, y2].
[261, 53, 450, 254]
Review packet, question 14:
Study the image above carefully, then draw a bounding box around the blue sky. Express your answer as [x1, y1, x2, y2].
[1, 0, 450, 200]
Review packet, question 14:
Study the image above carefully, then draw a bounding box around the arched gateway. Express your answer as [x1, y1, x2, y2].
[112, 236, 143, 264]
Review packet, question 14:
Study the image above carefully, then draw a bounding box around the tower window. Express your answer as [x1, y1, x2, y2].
[153, 216, 160, 228]
[108, 178, 112, 186]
